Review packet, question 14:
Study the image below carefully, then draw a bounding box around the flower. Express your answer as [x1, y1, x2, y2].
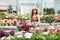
[21, 30, 25, 33]
[27, 22, 35, 27]
[21, 17, 26, 23]
[48, 26, 56, 35]
[36, 27, 40, 34]
[1, 36, 7, 40]
[9, 29, 15, 36]
[48, 26, 55, 30]
[15, 32, 23, 35]
[27, 23, 32, 26]
[57, 27, 60, 32]
[39, 27, 45, 31]
[29, 27, 34, 33]
[51, 31, 56, 35]
[20, 24, 29, 30]
[0, 30, 6, 36]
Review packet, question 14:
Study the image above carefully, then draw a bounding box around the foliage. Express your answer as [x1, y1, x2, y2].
[0, 12, 6, 18]
[40, 15, 55, 23]
[10, 33, 60, 40]
[45, 15, 55, 23]
[22, 13, 30, 20]
[43, 8, 55, 15]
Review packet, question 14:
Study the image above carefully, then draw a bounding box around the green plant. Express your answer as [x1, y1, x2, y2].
[10, 32, 60, 40]
[22, 13, 30, 20]
[45, 15, 55, 23]
[0, 12, 6, 18]
[43, 8, 55, 15]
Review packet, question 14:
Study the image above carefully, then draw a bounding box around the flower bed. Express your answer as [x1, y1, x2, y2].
[0, 16, 60, 40]
[0, 22, 60, 40]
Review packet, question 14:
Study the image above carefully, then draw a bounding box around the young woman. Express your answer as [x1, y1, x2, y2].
[30, 8, 40, 23]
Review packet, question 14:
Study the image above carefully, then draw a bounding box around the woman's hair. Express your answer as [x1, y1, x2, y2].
[30, 8, 38, 22]
[31, 8, 38, 17]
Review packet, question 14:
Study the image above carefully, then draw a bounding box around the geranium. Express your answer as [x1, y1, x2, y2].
[29, 27, 34, 33]
[20, 17, 26, 24]
[9, 29, 15, 36]
[56, 14, 60, 19]
[0, 30, 6, 38]
[39, 27, 45, 31]
[21, 18, 26, 22]
[48, 26, 56, 35]
[27, 22, 35, 27]
[48, 26, 55, 30]
[57, 27, 60, 32]
[20, 24, 29, 31]
[15, 32, 23, 38]
[15, 32, 23, 35]
[21, 30, 25, 33]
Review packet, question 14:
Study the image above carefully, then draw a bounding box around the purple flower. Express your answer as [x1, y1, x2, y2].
[0, 30, 6, 37]
[9, 29, 15, 36]
[20, 24, 29, 30]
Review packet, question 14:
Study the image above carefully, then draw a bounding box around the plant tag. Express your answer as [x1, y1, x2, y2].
[24, 33, 33, 39]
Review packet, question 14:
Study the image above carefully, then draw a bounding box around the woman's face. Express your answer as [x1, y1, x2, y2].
[33, 9, 37, 14]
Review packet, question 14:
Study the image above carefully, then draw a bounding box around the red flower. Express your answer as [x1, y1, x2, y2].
[21, 18, 26, 22]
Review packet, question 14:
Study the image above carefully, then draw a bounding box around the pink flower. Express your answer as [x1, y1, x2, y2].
[27, 23, 32, 26]
[15, 30, 25, 36]
[20, 24, 29, 30]
[29, 27, 34, 33]
[36, 27, 40, 34]
[0, 30, 6, 36]
[27, 22, 35, 26]
[21, 30, 25, 33]
[9, 29, 15, 36]
[15, 32, 23, 35]
[48, 26, 55, 30]
[51, 31, 56, 35]
[57, 27, 60, 31]
[1, 36, 7, 40]
[39, 27, 45, 31]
